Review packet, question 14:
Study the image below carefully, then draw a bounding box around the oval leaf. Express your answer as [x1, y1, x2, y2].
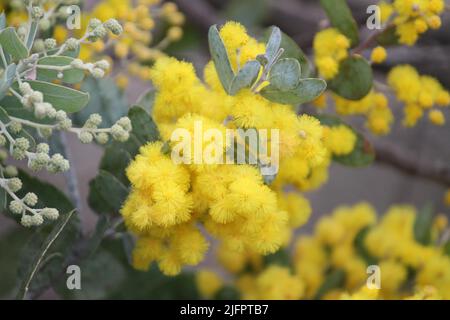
[15, 80, 89, 113]
[319, 0, 359, 46]
[269, 58, 301, 91]
[265, 26, 282, 62]
[329, 56, 373, 100]
[37, 56, 85, 84]
[0, 27, 28, 60]
[208, 25, 235, 95]
[264, 28, 311, 78]
[229, 60, 261, 95]
[260, 78, 326, 105]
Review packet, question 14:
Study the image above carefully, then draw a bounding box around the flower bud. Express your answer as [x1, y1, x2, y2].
[24, 192, 38, 207]
[4, 165, 18, 177]
[21, 215, 34, 227]
[9, 200, 24, 215]
[95, 132, 109, 144]
[9, 121, 23, 134]
[8, 178, 22, 192]
[36, 143, 50, 154]
[42, 208, 59, 220]
[65, 38, 79, 51]
[44, 38, 57, 50]
[105, 19, 123, 35]
[79, 131, 94, 144]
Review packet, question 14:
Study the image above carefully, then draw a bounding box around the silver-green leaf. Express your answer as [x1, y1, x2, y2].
[15, 80, 89, 113]
[269, 58, 301, 91]
[0, 27, 28, 61]
[37, 56, 85, 84]
[265, 26, 281, 62]
[208, 25, 235, 95]
[260, 78, 327, 105]
[229, 60, 261, 95]
[0, 63, 17, 100]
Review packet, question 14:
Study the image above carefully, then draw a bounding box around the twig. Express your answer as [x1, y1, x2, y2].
[374, 141, 450, 187]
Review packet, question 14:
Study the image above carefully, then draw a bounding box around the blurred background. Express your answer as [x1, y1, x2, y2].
[0, 0, 449, 299]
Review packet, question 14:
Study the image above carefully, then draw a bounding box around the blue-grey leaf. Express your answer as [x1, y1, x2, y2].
[265, 26, 282, 63]
[229, 60, 261, 95]
[260, 78, 327, 105]
[269, 58, 301, 91]
[208, 25, 235, 95]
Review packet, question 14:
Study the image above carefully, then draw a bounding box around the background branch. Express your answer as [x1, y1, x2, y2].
[375, 141, 450, 187]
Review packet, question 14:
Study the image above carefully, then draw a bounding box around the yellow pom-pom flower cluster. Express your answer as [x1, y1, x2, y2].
[200, 202, 450, 300]
[388, 65, 450, 127]
[314, 28, 350, 80]
[332, 91, 394, 136]
[122, 22, 351, 276]
[380, 0, 446, 46]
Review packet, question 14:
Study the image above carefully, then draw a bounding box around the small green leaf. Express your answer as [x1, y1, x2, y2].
[128, 105, 160, 145]
[376, 26, 399, 46]
[25, 21, 38, 50]
[263, 249, 291, 268]
[329, 56, 373, 100]
[89, 170, 129, 214]
[37, 56, 85, 84]
[208, 25, 235, 95]
[0, 27, 28, 60]
[265, 26, 282, 62]
[0, 63, 17, 100]
[334, 133, 374, 167]
[99, 144, 132, 185]
[314, 269, 346, 300]
[269, 58, 301, 91]
[413, 203, 434, 246]
[15, 80, 89, 113]
[260, 78, 326, 105]
[229, 60, 260, 95]
[264, 28, 310, 78]
[319, 0, 359, 46]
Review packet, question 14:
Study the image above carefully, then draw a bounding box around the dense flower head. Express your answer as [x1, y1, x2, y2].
[122, 22, 337, 275]
[333, 91, 394, 136]
[388, 65, 449, 127]
[314, 28, 350, 79]
[379, 0, 446, 46]
[204, 202, 450, 300]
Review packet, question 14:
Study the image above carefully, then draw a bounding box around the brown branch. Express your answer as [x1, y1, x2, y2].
[374, 142, 450, 187]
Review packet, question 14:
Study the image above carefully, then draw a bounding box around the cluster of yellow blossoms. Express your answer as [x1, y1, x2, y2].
[388, 65, 450, 126]
[196, 203, 450, 300]
[314, 91, 394, 136]
[379, 0, 446, 46]
[314, 28, 350, 80]
[121, 22, 358, 276]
